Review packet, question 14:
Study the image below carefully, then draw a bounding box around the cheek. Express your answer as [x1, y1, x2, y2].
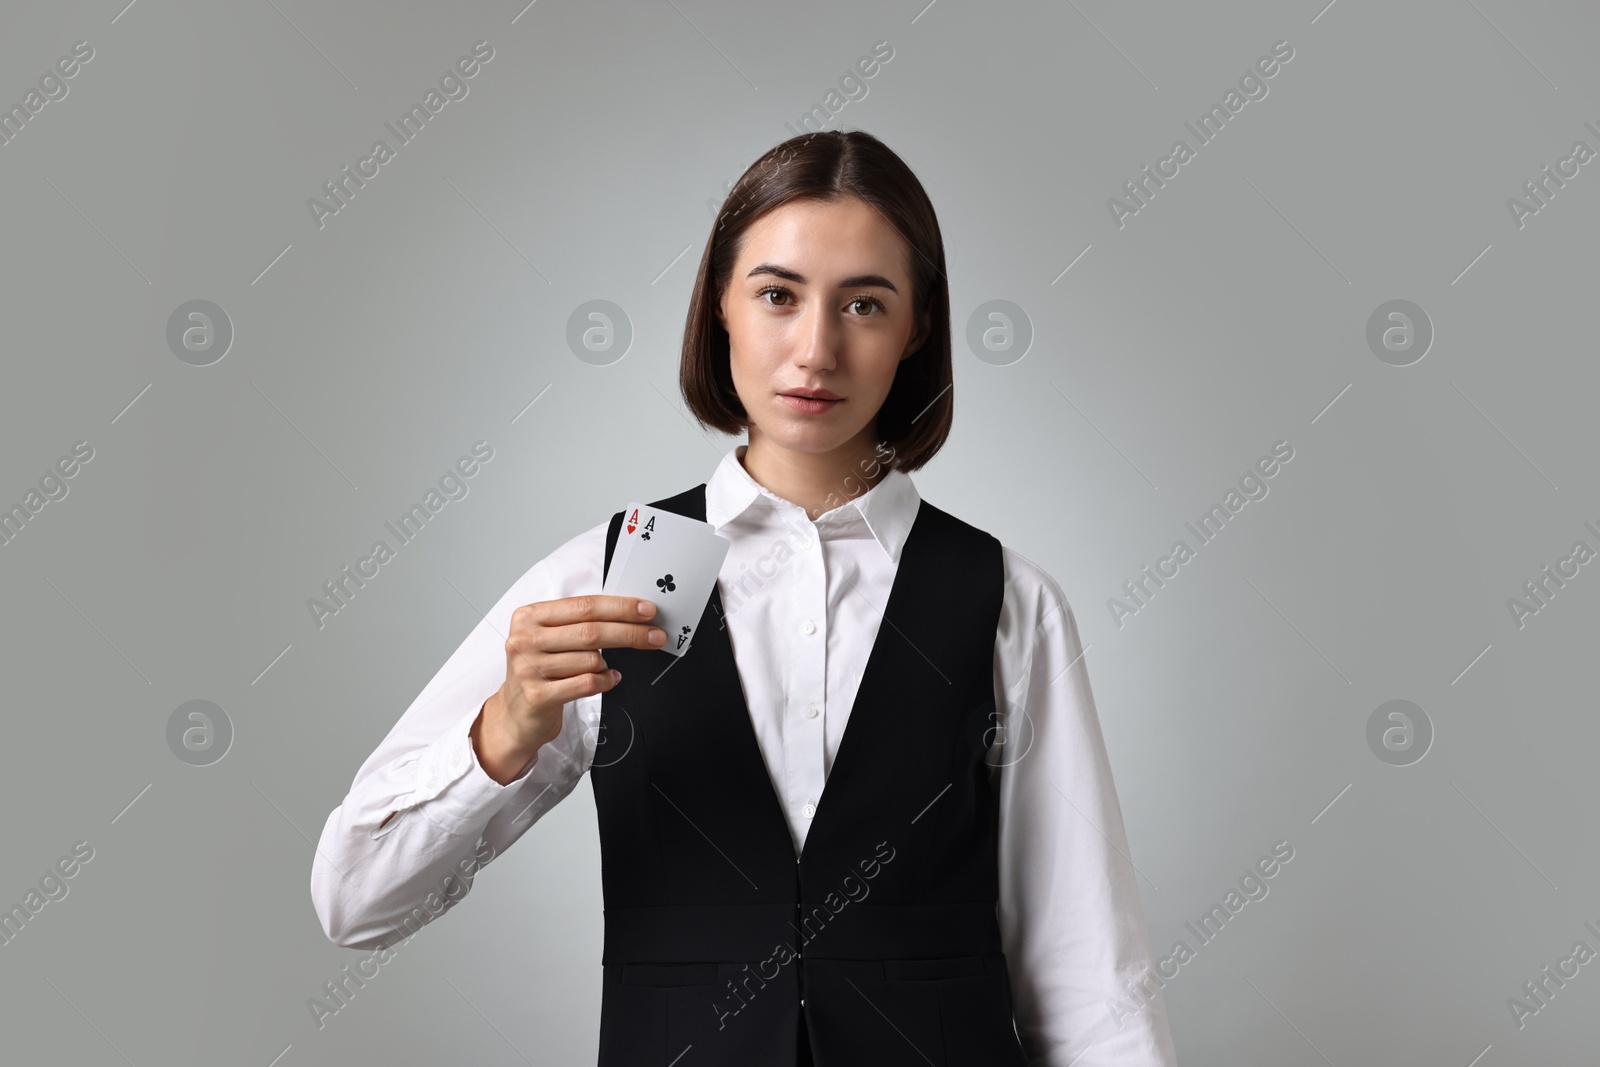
[728, 352, 752, 392]
[726, 323, 757, 371]
[728, 317, 785, 370]
[726, 336, 770, 404]
[724, 303, 758, 357]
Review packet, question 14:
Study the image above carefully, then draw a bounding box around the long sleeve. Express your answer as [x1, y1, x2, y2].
[310, 519, 609, 951]
[994, 547, 1178, 1065]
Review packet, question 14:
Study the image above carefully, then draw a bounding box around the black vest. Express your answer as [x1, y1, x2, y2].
[591, 482, 1029, 1066]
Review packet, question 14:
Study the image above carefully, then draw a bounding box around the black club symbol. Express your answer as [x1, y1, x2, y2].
[655, 573, 676, 593]
[680, 626, 691, 635]
[640, 531, 651, 540]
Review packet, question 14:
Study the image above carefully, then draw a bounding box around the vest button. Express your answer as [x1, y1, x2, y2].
[800, 620, 816, 635]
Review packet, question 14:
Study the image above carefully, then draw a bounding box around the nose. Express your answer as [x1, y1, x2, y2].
[794, 301, 839, 372]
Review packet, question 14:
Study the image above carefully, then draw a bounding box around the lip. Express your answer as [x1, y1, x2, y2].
[780, 387, 844, 400]
[778, 393, 845, 415]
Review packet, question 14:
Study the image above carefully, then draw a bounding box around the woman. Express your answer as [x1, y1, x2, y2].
[311, 130, 1178, 1066]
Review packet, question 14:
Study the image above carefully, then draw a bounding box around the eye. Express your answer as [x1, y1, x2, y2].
[756, 285, 794, 307]
[847, 293, 887, 316]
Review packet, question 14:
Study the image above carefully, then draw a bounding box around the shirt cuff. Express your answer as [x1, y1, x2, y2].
[410, 698, 537, 836]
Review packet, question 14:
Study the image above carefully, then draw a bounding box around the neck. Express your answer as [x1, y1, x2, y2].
[739, 429, 889, 520]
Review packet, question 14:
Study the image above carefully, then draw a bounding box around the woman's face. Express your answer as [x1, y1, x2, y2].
[717, 196, 928, 459]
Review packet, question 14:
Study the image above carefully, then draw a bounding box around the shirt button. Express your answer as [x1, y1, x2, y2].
[803, 802, 816, 818]
[450, 748, 465, 771]
[800, 621, 816, 635]
[802, 705, 819, 719]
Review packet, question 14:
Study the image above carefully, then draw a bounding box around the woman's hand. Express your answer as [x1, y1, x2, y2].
[473, 595, 666, 784]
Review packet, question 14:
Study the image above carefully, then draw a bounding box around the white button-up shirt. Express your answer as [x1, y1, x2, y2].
[311, 444, 1178, 1066]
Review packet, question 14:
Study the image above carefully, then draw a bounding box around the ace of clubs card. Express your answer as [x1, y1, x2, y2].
[602, 502, 730, 657]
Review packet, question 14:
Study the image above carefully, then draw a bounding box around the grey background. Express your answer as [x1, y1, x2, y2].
[1, 0, 1595, 1063]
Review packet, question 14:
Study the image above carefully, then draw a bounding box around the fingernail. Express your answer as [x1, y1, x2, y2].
[637, 600, 654, 616]
[610, 669, 621, 683]
[649, 629, 665, 645]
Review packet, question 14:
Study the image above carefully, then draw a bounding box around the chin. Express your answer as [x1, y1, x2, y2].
[767, 424, 864, 456]
[770, 431, 839, 454]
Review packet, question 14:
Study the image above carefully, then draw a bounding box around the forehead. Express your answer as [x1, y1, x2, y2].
[736, 197, 911, 281]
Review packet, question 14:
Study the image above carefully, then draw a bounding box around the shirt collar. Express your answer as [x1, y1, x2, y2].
[704, 444, 921, 564]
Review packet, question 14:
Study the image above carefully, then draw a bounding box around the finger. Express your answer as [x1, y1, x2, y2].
[503, 630, 557, 689]
[543, 619, 667, 653]
[548, 666, 622, 704]
[529, 595, 656, 629]
[510, 649, 611, 682]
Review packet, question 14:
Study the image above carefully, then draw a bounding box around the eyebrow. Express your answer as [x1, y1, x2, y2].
[745, 263, 900, 294]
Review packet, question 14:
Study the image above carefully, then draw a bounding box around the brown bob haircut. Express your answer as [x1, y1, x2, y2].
[679, 129, 953, 473]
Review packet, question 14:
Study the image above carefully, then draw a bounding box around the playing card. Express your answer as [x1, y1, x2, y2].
[605, 500, 699, 588]
[605, 501, 649, 587]
[602, 503, 730, 657]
